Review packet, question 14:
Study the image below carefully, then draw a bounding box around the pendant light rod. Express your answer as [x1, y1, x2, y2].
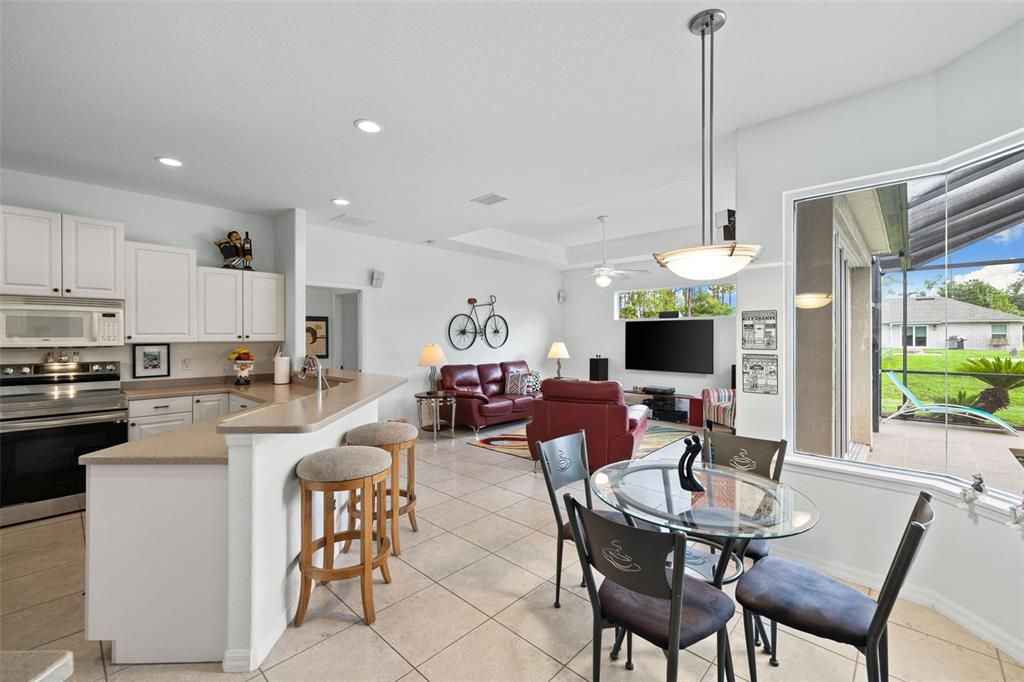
[709, 17, 714, 245]
[701, 26, 706, 245]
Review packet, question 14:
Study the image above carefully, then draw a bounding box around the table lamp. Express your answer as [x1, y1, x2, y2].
[418, 343, 447, 390]
[547, 342, 570, 379]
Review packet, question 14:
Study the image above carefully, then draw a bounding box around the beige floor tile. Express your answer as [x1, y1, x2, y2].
[0, 517, 83, 555]
[441, 554, 543, 616]
[0, 538, 85, 581]
[884, 623, 1004, 682]
[1, 591, 84, 650]
[399, 532, 488, 580]
[569, 634, 712, 682]
[398, 670, 428, 682]
[329, 557, 432, 613]
[853, 662, 908, 682]
[263, 625, 410, 681]
[721, 627, 855, 682]
[550, 667, 588, 682]
[407, 462, 454, 484]
[2, 561, 84, 615]
[495, 583, 594, 664]
[423, 473, 490, 498]
[371, 584, 486, 666]
[498, 498, 559, 530]
[497, 531, 578, 580]
[416, 498, 490, 531]
[1003, 660, 1024, 682]
[419, 620, 562, 682]
[1003, 649, 1024, 669]
[461, 464, 523, 485]
[0, 513, 77, 535]
[499, 474, 552, 501]
[451, 514, 534, 552]
[886, 597, 996, 657]
[102, 641, 127, 676]
[33, 630, 105, 682]
[261, 587, 359, 670]
[408, 484, 453, 511]
[459, 485, 527, 512]
[551, 564, 600, 600]
[776, 623, 859, 661]
[110, 662, 259, 681]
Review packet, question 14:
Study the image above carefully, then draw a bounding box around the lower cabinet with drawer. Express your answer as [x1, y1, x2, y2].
[128, 412, 194, 441]
[193, 393, 229, 422]
[229, 394, 255, 413]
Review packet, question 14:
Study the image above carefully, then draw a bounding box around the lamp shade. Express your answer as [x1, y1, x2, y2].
[654, 243, 761, 281]
[547, 342, 570, 360]
[795, 292, 833, 309]
[418, 343, 447, 367]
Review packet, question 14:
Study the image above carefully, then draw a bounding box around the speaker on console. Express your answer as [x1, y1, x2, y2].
[370, 270, 384, 288]
[589, 356, 608, 381]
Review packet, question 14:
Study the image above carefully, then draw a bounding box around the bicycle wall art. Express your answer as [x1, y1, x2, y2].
[447, 295, 509, 350]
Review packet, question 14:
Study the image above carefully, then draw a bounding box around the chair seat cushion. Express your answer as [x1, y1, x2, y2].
[346, 421, 419, 446]
[600, 576, 735, 650]
[296, 446, 391, 482]
[736, 557, 877, 646]
[480, 398, 514, 416]
[744, 538, 770, 562]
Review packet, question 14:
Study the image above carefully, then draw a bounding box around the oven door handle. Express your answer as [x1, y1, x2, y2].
[0, 410, 129, 434]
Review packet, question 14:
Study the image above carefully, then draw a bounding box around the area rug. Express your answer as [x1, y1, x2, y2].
[470, 423, 692, 460]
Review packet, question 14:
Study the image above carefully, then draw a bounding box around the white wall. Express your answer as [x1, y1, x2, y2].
[0, 169, 277, 270]
[560, 266, 736, 396]
[306, 225, 563, 421]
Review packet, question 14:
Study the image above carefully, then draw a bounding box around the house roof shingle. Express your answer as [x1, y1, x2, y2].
[881, 295, 1024, 324]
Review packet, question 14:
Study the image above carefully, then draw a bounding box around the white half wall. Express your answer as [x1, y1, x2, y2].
[560, 266, 736, 395]
[306, 225, 563, 422]
[0, 169, 277, 270]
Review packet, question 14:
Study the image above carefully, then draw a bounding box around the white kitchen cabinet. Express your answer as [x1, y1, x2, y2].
[128, 412, 194, 441]
[229, 394, 256, 413]
[243, 271, 285, 341]
[0, 205, 63, 296]
[193, 393, 229, 422]
[197, 267, 244, 342]
[125, 242, 197, 343]
[61, 214, 125, 299]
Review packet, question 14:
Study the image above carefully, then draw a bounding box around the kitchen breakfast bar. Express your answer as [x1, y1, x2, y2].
[79, 372, 406, 673]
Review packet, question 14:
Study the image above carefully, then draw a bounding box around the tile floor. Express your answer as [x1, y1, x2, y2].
[1, 424, 1021, 681]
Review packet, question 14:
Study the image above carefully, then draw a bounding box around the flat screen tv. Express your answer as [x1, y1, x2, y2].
[625, 319, 714, 374]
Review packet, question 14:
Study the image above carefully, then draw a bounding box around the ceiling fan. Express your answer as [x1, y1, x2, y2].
[578, 215, 649, 287]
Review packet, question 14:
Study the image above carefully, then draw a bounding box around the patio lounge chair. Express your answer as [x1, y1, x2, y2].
[884, 371, 1019, 437]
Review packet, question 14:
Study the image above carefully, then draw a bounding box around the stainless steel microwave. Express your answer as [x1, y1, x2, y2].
[0, 296, 124, 347]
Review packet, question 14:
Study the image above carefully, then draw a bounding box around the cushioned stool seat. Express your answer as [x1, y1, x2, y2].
[297, 446, 390, 481]
[346, 421, 419, 447]
[736, 556, 876, 646]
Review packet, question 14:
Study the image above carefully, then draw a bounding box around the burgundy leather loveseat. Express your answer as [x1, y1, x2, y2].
[438, 361, 540, 433]
[526, 379, 649, 472]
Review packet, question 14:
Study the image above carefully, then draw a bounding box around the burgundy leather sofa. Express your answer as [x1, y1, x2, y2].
[526, 379, 650, 472]
[437, 361, 540, 433]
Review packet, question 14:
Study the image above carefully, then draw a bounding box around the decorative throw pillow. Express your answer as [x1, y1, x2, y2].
[505, 370, 541, 395]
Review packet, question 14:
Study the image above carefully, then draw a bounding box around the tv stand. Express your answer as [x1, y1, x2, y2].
[624, 389, 703, 428]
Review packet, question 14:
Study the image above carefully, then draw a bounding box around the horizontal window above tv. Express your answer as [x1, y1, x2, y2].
[615, 285, 735, 320]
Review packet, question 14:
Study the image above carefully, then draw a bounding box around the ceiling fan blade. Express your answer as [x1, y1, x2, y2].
[612, 268, 650, 274]
[570, 270, 599, 278]
[608, 272, 631, 280]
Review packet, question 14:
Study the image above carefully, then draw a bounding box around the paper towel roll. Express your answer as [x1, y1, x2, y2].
[274, 356, 291, 384]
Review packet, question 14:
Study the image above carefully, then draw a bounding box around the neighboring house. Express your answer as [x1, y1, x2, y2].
[881, 296, 1024, 350]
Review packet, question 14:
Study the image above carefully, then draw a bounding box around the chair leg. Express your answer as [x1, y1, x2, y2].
[407, 444, 418, 532]
[321, 490, 335, 584]
[769, 618, 779, 666]
[359, 479, 376, 624]
[294, 486, 313, 627]
[753, 614, 768, 647]
[879, 629, 889, 682]
[742, 609, 758, 682]
[592, 622, 603, 682]
[717, 627, 726, 682]
[376, 479, 391, 584]
[667, 646, 678, 682]
[625, 630, 633, 671]
[389, 445, 402, 556]
[554, 538, 564, 608]
[865, 642, 881, 682]
[341, 490, 357, 553]
[610, 627, 625, 661]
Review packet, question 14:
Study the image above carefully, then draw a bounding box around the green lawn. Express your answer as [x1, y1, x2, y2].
[881, 348, 1024, 428]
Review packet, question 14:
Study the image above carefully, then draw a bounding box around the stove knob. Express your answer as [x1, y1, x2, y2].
[91, 364, 102, 372]
[2, 367, 13, 375]
[105, 364, 117, 371]
[20, 366, 32, 375]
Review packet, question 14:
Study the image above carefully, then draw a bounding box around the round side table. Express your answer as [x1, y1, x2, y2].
[415, 391, 457, 442]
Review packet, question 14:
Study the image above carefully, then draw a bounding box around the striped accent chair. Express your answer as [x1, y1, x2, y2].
[702, 387, 735, 430]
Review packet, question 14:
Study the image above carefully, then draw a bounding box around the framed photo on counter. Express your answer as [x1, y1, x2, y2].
[132, 344, 171, 378]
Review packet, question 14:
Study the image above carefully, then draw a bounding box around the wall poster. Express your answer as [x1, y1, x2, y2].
[741, 309, 778, 350]
[742, 353, 778, 395]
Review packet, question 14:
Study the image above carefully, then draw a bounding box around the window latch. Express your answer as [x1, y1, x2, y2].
[1009, 491, 1024, 526]
[959, 473, 986, 505]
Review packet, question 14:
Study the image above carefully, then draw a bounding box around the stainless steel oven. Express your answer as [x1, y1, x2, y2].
[0, 361, 127, 526]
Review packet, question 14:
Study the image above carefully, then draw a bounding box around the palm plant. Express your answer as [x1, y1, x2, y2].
[958, 357, 1024, 413]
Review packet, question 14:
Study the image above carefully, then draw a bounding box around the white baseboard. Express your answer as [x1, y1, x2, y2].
[221, 649, 254, 674]
[222, 600, 292, 673]
[772, 545, 1024, 663]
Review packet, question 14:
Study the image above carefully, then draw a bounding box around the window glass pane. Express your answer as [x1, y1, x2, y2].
[615, 285, 734, 320]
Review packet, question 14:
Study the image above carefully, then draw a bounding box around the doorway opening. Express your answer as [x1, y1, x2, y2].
[304, 285, 361, 372]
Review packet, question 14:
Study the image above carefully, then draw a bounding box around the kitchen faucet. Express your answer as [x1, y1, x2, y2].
[299, 355, 330, 391]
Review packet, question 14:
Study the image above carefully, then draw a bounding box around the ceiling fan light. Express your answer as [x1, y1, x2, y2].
[795, 292, 833, 309]
[595, 274, 613, 288]
[654, 244, 761, 281]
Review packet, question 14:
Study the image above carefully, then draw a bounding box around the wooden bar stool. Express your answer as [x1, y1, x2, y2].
[294, 446, 393, 626]
[343, 421, 419, 556]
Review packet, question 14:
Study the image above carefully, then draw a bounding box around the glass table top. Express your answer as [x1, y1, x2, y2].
[591, 460, 819, 540]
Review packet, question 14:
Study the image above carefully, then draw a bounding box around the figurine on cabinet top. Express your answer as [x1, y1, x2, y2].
[215, 229, 254, 270]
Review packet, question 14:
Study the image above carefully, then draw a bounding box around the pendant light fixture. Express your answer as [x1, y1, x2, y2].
[654, 9, 761, 281]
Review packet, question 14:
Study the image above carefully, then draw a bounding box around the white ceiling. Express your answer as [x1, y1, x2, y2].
[3, 1, 1023, 263]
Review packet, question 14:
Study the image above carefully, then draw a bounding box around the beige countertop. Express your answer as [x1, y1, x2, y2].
[79, 371, 406, 466]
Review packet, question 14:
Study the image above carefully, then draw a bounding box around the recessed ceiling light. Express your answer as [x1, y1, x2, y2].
[155, 156, 183, 167]
[353, 119, 382, 134]
[331, 198, 351, 206]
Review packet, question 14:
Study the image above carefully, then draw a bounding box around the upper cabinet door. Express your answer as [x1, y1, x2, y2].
[243, 272, 284, 341]
[61, 214, 125, 299]
[0, 205, 62, 296]
[197, 267, 244, 342]
[125, 242, 197, 343]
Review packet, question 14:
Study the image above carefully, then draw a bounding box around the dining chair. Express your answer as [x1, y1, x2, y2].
[702, 430, 787, 660]
[536, 430, 652, 608]
[564, 493, 736, 682]
[736, 491, 935, 682]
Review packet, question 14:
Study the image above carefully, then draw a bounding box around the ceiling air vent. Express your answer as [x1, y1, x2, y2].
[330, 213, 376, 227]
[470, 193, 508, 206]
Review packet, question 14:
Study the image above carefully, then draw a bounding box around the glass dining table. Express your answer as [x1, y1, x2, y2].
[590, 459, 819, 587]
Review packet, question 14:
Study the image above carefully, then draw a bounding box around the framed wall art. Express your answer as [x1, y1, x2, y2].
[132, 344, 171, 378]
